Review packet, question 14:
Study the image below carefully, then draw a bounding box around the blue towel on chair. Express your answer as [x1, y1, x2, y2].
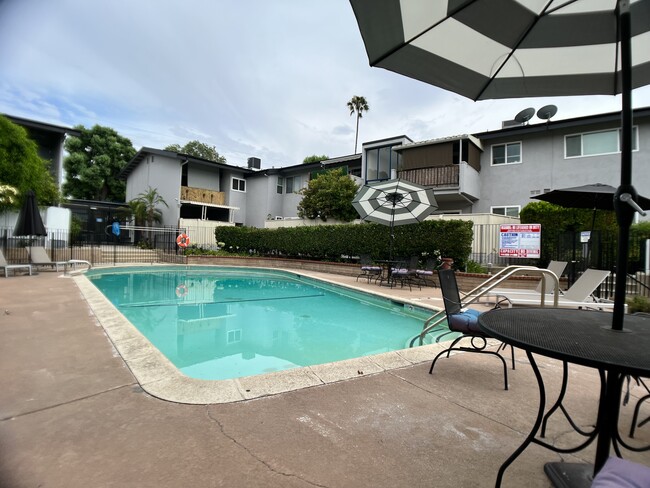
[448, 309, 482, 334]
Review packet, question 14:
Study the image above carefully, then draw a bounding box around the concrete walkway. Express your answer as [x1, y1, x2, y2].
[0, 269, 648, 487]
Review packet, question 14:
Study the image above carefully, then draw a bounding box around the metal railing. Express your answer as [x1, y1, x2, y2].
[409, 266, 561, 347]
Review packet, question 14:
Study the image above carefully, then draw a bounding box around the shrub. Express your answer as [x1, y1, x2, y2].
[215, 220, 473, 267]
[465, 260, 487, 274]
[626, 295, 650, 314]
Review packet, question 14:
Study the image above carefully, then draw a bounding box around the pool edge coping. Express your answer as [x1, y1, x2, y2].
[73, 265, 453, 405]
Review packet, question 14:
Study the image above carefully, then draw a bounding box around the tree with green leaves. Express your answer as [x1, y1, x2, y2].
[0, 184, 19, 212]
[165, 140, 227, 164]
[297, 169, 359, 222]
[118, 187, 168, 246]
[520, 201, 618, 265]
[135, 186, 168, 227]
[303, 154, 329, 164]
[0, 115, 59, 206]
[347, 95, 369, 154]
[63, 124, 136, 202]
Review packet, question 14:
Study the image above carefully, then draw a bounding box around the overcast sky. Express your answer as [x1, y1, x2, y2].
[2, 0, 650, 169]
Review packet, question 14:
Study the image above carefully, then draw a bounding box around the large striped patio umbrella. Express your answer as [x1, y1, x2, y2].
[352, 179, 437, 259]
[349, 0, 650, 331]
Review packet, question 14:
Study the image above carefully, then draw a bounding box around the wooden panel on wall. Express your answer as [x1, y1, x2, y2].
[181, 186, 226, 205]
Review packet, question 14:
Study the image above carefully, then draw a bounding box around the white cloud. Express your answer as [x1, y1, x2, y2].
[1, 0, 649, 169]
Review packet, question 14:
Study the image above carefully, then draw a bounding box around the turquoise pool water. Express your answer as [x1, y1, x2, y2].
[87, 266, 435, 380]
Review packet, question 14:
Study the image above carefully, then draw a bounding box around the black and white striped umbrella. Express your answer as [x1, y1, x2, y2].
[349, 0, 650, 101]
[352, 179, 437, 258]
[352, 179, 437, 226]
[350, 0, 650, 331]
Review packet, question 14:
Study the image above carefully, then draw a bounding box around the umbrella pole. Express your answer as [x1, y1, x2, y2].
[389, 210, 395, 261]
[612, 2, 634, 331]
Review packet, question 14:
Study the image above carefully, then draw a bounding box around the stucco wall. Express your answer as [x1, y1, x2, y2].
[245, 175, 275, 228]
[475, 118, 650, 216]
[221, 170, 248, 225]
[126, 154, 181, 227]
[188, 164, 220, 190]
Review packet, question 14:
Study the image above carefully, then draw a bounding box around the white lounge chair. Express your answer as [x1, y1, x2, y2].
[28, 246, 67, 271]
[495, 269, 614, 310]
[27, 246, 92, 273]
[0, 249, 32, 277]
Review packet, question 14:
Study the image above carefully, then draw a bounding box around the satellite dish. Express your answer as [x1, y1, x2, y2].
[537, 104, 558, 121]
[514, 107, 536, 125]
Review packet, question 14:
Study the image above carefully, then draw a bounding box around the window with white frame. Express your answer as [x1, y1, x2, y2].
[565, 127, 638, 158]
[491, 142, 522, 165]
[227, 329, 242, 344]
[491, 205, 520, 218]
[231, 177, 246, 192]
[276, 177, 283, 194]
[285, 176, 295, 194]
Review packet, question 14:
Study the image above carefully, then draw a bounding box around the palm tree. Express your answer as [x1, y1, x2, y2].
[122, 187, 167, 246]
[137, 186, 168, 228]
[347, 95, 369, 154]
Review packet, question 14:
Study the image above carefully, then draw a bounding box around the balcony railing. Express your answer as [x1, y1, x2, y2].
[181, 186, 225, 205]
[398, 165, 459, 187]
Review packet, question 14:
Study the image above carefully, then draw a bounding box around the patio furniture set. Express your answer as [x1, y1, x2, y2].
[428, 267, 650, 487]
[356, 255, 438, 291]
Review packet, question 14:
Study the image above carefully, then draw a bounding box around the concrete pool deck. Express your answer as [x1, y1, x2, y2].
[1, 268, 648, 487]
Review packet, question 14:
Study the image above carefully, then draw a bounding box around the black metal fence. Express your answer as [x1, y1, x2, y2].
[1, 225, 187, 267]
[470, 224, 650, 299]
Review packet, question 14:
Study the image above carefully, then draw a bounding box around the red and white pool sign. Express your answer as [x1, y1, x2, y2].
[499, 224, 541, 258]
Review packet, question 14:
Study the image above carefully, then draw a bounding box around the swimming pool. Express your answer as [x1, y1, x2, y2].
[86, 266, 441, 381]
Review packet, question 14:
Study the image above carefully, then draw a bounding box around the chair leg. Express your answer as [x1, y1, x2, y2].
[497, 342, 516, 370]
[429, 338, 509, 390]
[630, 393, 650, 438]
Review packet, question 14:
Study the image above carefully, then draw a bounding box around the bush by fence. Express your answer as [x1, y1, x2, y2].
[214, 220, 473, 267]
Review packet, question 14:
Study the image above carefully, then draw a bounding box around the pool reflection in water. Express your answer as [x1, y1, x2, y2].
[87, 267, 432, 380]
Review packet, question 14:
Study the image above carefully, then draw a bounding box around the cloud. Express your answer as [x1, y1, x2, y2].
[1, 0, 650, 170]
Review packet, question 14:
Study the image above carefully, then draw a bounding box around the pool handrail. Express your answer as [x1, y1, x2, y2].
[411, 266, 560, 347]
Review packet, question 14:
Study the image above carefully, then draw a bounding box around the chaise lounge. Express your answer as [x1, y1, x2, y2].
[0, 249, 32, 278]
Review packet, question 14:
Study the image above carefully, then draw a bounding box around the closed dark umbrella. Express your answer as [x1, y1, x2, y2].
[349, 0, 650, 330]
[14, 190, 46, 237]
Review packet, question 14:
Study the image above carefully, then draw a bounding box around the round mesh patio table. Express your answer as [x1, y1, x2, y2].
[479, 308, 650, 488]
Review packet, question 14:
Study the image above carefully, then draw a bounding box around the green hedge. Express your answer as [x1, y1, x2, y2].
[215, 220, 473, 268]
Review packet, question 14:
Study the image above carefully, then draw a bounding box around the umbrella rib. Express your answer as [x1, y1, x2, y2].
[475, 0, 556, 101]
[368, 0, 480, 67]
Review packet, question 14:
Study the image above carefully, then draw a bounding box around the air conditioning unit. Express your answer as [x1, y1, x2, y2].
[274, 216, 283, 220]
[502, 119, 523, 128]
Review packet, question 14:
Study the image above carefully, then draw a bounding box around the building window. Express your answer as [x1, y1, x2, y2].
[181, 164, 188, 187]
[565, 127, 638, 158]
[365, 144, 402, 181]
[285, 176, 295, 194]
[232, 177, 246, 192]
[276, 177, 283, 194]
[227, 329, 242, 344]
[491, 142, 521, 165]
[491, 205, 520, 218]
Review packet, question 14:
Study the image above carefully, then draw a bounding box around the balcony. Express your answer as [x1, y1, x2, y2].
[398, 163, 480, 201]
[180, 186, 225, 205]
[399, 165, 459, 187]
